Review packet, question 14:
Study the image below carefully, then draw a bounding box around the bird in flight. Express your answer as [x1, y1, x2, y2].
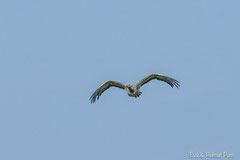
[89, 73, 180, 103]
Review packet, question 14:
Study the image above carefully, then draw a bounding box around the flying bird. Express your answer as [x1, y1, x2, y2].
[89, 73, 180, 103]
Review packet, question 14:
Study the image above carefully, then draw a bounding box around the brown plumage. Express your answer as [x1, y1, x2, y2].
[90, 73, 180, 103]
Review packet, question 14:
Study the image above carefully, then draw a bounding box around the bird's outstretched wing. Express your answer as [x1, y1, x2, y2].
[136, 73, 180, 89]
[90, 80, 125, 103]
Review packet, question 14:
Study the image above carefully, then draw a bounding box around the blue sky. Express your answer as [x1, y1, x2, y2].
[1, 0, 240, 160]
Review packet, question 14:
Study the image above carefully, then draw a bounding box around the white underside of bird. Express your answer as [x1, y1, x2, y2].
[90, 73, 180, 103]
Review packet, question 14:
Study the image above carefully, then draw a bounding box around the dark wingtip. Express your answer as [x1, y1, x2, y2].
[174, 80, 180, 88]
[90, 98, 96, 104]
[89, 94, 96, 104]
[170, 78, 180, 88]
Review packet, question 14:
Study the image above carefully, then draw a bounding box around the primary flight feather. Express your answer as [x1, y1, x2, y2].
[90, 73, 180, 103]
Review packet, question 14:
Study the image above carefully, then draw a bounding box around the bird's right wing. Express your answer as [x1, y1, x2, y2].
[90, 80, 125, 103]
[136, 73, 180, 89]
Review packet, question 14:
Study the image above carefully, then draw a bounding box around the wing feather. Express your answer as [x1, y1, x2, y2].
[136, 73, 180, 89]
[90, 80, 125, 103]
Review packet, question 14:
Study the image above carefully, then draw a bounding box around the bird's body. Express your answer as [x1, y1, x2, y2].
[125, 85, 142, 97]
[89, 73, 180, 103]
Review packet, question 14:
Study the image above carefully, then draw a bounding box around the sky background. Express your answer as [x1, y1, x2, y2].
[1, 0, 240, 160]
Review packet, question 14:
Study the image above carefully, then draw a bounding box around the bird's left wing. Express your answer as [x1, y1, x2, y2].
[90, 80, 125, 103]
[136, 73, 180, 89]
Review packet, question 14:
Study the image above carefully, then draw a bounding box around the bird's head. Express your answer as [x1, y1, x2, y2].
[126, 84, 131, 88]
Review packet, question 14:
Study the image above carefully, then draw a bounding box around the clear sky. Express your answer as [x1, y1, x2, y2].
[1, 0, 240, 160]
